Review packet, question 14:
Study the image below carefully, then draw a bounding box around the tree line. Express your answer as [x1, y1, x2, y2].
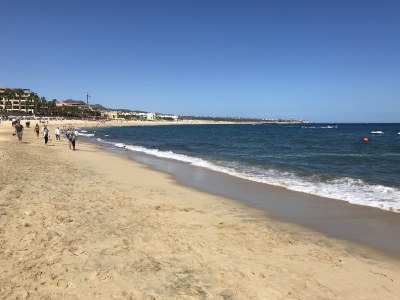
[1, 88, 101, 119]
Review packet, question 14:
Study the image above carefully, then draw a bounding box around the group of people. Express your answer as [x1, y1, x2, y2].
[15, 120, 78, 150]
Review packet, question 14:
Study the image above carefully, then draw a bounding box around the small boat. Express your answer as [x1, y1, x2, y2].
[326, 124, 337, 128]
[370, 130, 384, 134]
[321, 124, 337, 129]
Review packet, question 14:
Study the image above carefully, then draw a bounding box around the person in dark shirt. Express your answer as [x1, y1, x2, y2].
[43, 125, 50, 145]
[34, 123, 40, 138]
[15, 120, 24, 142]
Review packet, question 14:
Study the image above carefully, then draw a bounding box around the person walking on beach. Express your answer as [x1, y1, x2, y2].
[71, 128, 78, 150]
[14, 120, 24, 142]
[34, 123, 40, 138]
[66, 128, 73, 150]
[55, 127, 61, 140]
[43, 125, 50, 145]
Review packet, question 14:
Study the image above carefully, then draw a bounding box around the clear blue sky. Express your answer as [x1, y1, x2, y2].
[1, 0, 399, 122]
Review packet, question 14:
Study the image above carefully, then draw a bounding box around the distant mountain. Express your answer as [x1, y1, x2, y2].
[90, 104, 147, 113]
[90, 104, 109, 111]
[61, 99, 88, 105]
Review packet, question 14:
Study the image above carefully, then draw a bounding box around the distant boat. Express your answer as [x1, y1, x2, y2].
[326, 124, 337, 128]
[322, 124, 337, 128]
[370, 130, 384, 134]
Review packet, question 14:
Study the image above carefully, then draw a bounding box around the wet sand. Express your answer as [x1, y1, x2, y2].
[1, 120, 400, 299]
[117, 149, 400, 258]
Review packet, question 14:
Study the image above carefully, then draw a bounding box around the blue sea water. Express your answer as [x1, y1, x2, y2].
[80, 123, 400, 212]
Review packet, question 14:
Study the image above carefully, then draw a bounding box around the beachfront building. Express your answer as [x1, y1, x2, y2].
[0, 87, 35, 113]
[132, 112, 179, 121]
[101, 111, 155, 121]
[100, 110, 178, 122]
[136, 112, 156, 121]
[158, 114, 179, 121]
[101, 110, 120, 120]
[57, 99, 93, 110]
[56, 99, 102, 119]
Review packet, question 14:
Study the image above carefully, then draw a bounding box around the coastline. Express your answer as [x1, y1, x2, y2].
[106, 147, 400, 258]
[1, 120, 400, 299]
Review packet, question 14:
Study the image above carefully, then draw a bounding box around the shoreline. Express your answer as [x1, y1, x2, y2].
[101, 145, 400, 259]
[81, 121, 400, 214]
[1, 120, 400, 298]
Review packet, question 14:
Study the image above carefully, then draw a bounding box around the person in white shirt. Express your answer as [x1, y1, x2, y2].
[55, 127, 61, 140]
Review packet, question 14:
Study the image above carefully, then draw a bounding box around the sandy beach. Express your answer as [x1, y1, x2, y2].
[1, 120, 400, 299]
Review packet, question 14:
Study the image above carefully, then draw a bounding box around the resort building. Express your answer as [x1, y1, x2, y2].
[130, 112, 179, 121]
[57, 99, 92, 110]
[101, 110, 120, 120]
[100, 110, 179, 122]
[158, 114, 179, 121]
[101, 111, 154, 121]
[0, 87, 35, 113]
[136, 112, 156, 121]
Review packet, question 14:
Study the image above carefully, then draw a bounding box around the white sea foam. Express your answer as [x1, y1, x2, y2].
[101, 140, 400, 212]
[114, 143, 127, 148]
[78, 132, 94, 137]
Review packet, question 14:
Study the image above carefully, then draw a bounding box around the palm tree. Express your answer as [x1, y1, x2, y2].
[3, 88, 14, 112]
[32, 93, 40, 114]
[40, 97, 47, 115]
[49, 99, 58, 116]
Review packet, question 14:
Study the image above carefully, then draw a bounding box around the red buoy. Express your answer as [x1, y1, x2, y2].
[363, 137, 369, 142]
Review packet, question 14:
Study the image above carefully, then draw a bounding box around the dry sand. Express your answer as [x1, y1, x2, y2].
[1, 119, 400, 299]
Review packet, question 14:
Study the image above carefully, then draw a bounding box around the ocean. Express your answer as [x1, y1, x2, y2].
[79, 123, 400, 212]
